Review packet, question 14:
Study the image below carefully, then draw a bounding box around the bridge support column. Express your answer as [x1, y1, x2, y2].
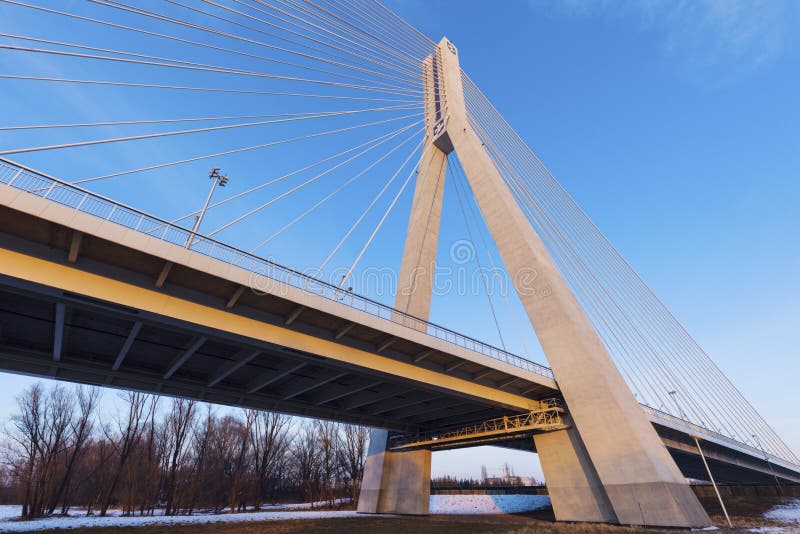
[535, 427, 617, 523]
[427, 37, 711, 528]
[358, 429, 431, 515]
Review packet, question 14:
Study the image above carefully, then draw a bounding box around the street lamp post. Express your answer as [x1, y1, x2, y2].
[670, 389, 732, 528]
[186, 167, 228, 248]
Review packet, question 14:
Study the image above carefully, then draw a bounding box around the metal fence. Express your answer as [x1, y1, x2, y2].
[0, 158, 554, 380]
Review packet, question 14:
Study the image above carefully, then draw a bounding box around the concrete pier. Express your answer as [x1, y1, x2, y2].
[357, 429, 431, 515]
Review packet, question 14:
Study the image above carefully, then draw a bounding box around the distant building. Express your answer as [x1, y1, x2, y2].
[481, 463, 540, 487]
[484, 475, 539, 487]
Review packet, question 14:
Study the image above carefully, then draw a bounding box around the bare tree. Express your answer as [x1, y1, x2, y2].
[50, 386, 100, 515]
[291, 423, 321, 505]
[80, 437, 115, 515]
[5, 383, 44, 519]
[339, 424, 369, 504]
[315, 420, 340, 508]
[136, 396, 161, 516]
[2, 383, 373, 517]
[99, 391, 152, 516]
[249, 411, 292, 509]
[228, 410, 254, 513]
[163, 398, 196, 515]
[184, 405, 213, 514]
[5, 384, 76, 519]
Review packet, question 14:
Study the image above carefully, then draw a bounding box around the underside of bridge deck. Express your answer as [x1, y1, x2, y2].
[0, 273, 540, 433]
[0, 199, 555, 434]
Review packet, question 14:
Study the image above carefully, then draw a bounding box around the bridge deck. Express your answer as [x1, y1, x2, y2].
[0, 160, 558, 434]
[0, 159, 798, 485]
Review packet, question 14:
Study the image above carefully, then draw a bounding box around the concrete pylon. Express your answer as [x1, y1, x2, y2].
[357, 57, 445, 514]
[428, 37, 710, 527]
[394, 147, 447, 320]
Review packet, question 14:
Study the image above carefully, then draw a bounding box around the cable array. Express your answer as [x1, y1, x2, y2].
[1, 0, 794, 467]
[0, 0, 436, 287]
[461, 71, 799, 464]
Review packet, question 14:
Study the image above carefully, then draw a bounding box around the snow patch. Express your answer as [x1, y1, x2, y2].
[0, 494, 551, 531]
[764, 499, 800, 523]
[0, 508, 19, 522]
[430, 494, 550, 515]
[0, 510, 363, 532]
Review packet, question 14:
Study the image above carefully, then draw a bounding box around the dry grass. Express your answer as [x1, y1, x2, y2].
[698, 495, 790, 531]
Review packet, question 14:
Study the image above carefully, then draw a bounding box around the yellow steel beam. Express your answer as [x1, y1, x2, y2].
[0, 247, 546, 412]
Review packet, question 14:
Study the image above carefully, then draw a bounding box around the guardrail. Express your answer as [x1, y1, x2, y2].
[0, 158, 555, 381]
[641, 404, 800, 471]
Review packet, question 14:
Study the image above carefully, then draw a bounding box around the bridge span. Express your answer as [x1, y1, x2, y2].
[1, 158, 798, 494]
[0, 0, 798, 528]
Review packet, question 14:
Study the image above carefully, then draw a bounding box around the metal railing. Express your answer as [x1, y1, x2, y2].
[0, 158, 554, 380]
[390, 398, 567, 450]
[641, 404, 800, 471]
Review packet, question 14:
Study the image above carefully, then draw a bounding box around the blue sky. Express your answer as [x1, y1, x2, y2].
[0, 0, 798, 481]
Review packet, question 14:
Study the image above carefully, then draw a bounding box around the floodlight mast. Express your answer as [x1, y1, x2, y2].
[186, 167, 228, 248]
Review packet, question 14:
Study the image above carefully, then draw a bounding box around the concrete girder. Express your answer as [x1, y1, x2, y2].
[225, 286, 246, 309]
[155, 261, 173, 288]
[444, 359, 467, 372]
[472, 368, 496, 381]
[68, 230, 82, 264]
[0, 195, 555, 410]
[376, 336, 398, 353]
[413, 349, 435, 362]
[333, 321, 355, 339]
[285, 305, 306, 326]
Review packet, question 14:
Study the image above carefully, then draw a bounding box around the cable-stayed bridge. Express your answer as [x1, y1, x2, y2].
[0, 0, 797, 528]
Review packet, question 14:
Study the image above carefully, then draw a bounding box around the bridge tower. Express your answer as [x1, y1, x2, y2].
[359, 38, 711, 528]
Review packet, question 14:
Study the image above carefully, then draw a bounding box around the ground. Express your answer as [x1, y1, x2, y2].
[0, 496, 798, 533]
